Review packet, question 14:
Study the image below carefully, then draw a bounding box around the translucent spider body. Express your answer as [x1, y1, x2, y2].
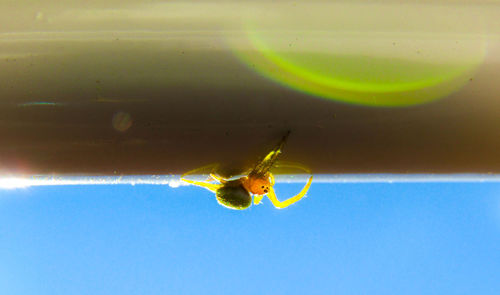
[181, 132, 313, 210]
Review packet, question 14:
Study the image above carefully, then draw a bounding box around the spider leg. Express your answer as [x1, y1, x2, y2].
[253, 194, 264, 205]
[273, 161, 311, 174]
[181, 178, 222, 193]
[209, 173, 226, 184]
[251, 131, 290, 178]
[269, 173, 275, 186]
[181, 163, 223, 193]
[266, 175, 313, 209]
[181, 163, 220, 178]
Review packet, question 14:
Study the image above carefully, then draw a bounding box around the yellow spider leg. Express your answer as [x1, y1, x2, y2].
[253, 195, 264, 205]
[209, 173, 226, 184]
[251, 131, 290, 177]
[180, 178, 222, 193]
[266, 175, 313, 209]
[274, 161, 312, 174]
[181, 163, 220, 178]
[181, 163, 222, 193]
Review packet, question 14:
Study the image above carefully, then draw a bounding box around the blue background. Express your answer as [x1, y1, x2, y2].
[1, 182, 499, 294]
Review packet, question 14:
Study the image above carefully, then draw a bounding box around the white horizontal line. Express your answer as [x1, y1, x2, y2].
[1, 174, 499, 189]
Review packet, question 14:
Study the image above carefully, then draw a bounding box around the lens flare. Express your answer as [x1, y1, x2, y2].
[233, 29, 485, 107]
[112, 111, 132, 132]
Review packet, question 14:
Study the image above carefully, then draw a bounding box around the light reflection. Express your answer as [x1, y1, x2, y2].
[17, 101, 63, 107]
[112, 111, 132, 132]
[234, 30, 485, 107]
[0, 178, 31, 189]
[0, 175, 188, 189]
[1, 174, 500, 190]
[228, 2, 488, 106]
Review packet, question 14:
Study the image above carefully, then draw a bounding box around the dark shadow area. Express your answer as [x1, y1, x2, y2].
[1, 42, 499, 175]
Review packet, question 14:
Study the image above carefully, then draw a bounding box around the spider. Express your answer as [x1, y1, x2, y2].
[181, 131, 313, 210]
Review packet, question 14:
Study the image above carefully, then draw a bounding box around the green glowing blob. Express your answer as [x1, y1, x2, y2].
[235, 31, 484, 107]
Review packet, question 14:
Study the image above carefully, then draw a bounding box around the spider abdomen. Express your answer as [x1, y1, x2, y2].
[216, 181, 252, 210]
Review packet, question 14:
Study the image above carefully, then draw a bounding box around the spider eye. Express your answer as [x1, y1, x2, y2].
[261, 186, 265, 188]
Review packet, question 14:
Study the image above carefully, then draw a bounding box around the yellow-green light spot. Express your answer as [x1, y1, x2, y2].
[234, 30, 484, 107]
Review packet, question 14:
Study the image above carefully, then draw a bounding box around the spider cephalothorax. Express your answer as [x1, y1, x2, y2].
[242, 174, 271, 195]
[181, 132, 312, 210]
